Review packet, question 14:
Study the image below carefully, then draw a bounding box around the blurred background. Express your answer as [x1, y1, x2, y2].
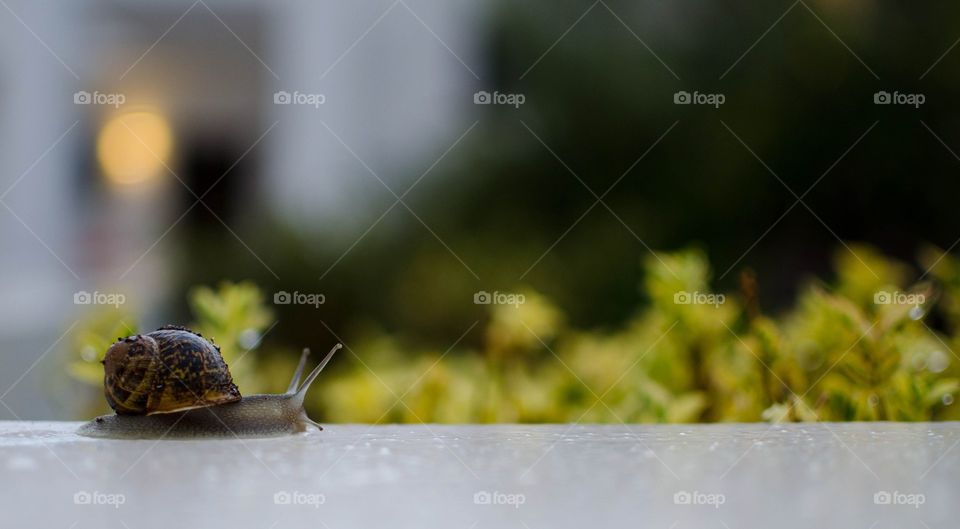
[2, 0, 960, 423]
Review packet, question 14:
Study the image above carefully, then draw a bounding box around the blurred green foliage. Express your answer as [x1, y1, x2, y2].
[68, 245, 960, 423]
[169, 1, 960, 393]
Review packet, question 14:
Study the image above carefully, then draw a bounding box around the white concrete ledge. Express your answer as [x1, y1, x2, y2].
[0, 422, 957, 528]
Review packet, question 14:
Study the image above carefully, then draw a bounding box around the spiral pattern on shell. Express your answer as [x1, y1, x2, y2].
[103, 325, 241, 415]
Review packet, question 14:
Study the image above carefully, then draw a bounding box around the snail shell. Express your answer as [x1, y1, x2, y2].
[103, 325, 241, 415]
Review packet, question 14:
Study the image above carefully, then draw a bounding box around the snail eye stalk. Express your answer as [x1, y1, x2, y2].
[286, 348, 312, 394]
[292, 344, 342, 406]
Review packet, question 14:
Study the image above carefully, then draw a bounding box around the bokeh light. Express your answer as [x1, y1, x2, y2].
[96, 111, 173, 185]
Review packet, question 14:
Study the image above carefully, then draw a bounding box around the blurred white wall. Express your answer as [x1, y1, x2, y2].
[0, 1, 83, 418]
[265, 0, 484, 230]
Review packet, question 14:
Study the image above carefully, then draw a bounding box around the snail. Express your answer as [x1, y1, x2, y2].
[77, 325, 341, 439]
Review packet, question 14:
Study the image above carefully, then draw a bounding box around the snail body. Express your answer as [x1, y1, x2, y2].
[78, 326, 340, 440]
[79, 394, 315, 439]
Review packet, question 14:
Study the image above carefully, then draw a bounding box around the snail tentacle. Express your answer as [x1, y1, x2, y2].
[286, 348, 312, 394]
[292, 343, 342, 406]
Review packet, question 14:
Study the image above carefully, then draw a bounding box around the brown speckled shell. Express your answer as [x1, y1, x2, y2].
[103, 326, 241, 415]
